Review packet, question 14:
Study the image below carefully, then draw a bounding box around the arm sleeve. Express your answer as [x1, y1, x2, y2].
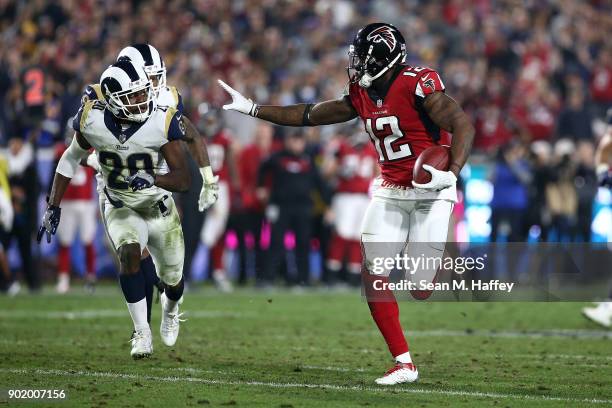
[72, 105, 84, 132]
[72, 101, 94, 133]
[165, 108, 186, 141]
[81, 85, 99, 104]
[56, 135, 90, 178]
[415, 70, 445, 99]
[176, 91, 184, 113]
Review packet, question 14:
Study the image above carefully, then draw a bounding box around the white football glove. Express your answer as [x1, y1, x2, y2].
[217, 79, 258, 116]
[412, 165, 457, 191]
[199, 166, 219, 211]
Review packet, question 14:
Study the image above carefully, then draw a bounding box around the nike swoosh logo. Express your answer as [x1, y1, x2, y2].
[422, 73, 431, 81]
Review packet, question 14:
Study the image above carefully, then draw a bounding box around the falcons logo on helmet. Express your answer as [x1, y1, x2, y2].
[367, 26, 397, 52]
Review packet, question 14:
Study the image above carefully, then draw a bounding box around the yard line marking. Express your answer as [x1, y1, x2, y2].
[0, 368, 610, 404]
[527, 353, 612, 361]
[347, 329, 612, 340]
[155, 366, 371, 374]
[0, 309, 248, 319]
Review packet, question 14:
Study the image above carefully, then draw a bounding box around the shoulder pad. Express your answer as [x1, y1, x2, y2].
[72, 100, 99, 133]
[164, 107, 186, 141]
[81, 83, 104, 104]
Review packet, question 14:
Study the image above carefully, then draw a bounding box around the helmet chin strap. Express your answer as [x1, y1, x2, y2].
[358, 52, 403, 88]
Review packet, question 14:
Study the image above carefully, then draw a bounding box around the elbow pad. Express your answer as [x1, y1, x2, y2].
[56, 138, 89, 178]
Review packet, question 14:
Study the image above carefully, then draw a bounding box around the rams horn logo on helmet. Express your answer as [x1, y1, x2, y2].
[366, 26, 397, 52]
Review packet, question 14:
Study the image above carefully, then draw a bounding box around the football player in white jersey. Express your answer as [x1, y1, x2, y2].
[38, 59, 191, 359]
[82, 43, 217, 331]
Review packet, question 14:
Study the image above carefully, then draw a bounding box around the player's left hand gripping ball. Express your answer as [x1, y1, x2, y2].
[199, 166, 219, 211]
[37, 205, 61, 243]
[412, 165, 457, 191]
[126, 172, 156, 191]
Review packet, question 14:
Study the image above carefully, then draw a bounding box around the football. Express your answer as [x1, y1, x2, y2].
[413, 145, 451, 184]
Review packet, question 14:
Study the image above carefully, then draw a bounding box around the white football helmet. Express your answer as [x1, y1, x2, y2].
[117, 44, 166, 96]
[100, 59, 156, 123]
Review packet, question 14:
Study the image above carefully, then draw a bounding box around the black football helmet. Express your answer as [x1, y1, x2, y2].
[347, 23, 406, 88]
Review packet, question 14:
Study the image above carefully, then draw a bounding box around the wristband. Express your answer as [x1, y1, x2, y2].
[250, 103, 259, 117]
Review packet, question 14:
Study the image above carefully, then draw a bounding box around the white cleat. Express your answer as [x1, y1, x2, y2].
[56, 274, 70, 294]
[213, 270, 234, 293]
[160, 293, 185, 347]
[6, 281, 21, 297]
[130, 328, 153, 359]
[582, 302, 612, 328]
[375, 362, 419, 385]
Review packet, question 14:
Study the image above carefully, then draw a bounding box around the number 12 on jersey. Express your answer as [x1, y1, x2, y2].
[365, 116, 412, 162]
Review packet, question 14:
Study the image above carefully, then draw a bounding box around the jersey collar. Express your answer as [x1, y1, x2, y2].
[366, 64, 405, 105]
[103, 109, 146, 144]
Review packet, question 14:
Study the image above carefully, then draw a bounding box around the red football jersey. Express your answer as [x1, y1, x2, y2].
[207, 130, 232, 181]
[349, 65, 450, 187]
[55, 144, 95, 200]
[330, 140, 378, 194]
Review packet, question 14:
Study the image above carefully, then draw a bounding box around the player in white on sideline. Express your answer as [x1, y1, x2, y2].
[38, 59, 191, 359]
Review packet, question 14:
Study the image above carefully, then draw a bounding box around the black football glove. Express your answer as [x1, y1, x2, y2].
[126, 172, 155, 191]
[37, 205, 61, 244]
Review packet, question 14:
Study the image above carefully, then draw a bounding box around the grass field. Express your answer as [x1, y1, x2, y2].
[0, 285, 611, 407]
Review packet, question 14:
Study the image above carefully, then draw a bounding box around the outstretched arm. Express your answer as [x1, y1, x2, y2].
[218, 80, 357, 126]
[422, 91, 475, 177]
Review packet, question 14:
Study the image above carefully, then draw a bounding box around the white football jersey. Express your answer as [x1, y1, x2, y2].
[73, 99, 185, 209]
[157, 85, 183, 111]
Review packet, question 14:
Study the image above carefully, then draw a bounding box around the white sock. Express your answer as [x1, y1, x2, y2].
[395, 352, 412, 364]
[126, 298, 149, 332]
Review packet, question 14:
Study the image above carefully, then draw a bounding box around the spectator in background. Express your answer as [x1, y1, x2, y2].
[322, 128, 378, 287]
[232, 122, 273, 285]
[528, 141, 554, 241]
[573, 141, 598, 242]
[474, 101, 513, 153]
[557, 90, 594, 142]
[4, 135, 39, 291]
[0, 153, 16, 295]
[546, 139, 578, 241]
[304, 126, 332, 287]
[258, 130, 329, 286]
[590, 47, 612, 116]
[18, 54, 46, 141]
[490, 142, 531, 242]
[52, 134, 97, 294]
[199, 107, 239, 293]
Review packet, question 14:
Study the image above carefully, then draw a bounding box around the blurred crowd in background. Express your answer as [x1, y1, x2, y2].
[0, 0, 610, 293]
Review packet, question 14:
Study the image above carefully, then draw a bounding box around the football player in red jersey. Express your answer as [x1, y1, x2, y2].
[218, 22, 474, 385]
[323, 129, 378, 286]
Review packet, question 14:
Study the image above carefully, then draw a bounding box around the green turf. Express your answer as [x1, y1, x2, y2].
[0, 285, 611, 407]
